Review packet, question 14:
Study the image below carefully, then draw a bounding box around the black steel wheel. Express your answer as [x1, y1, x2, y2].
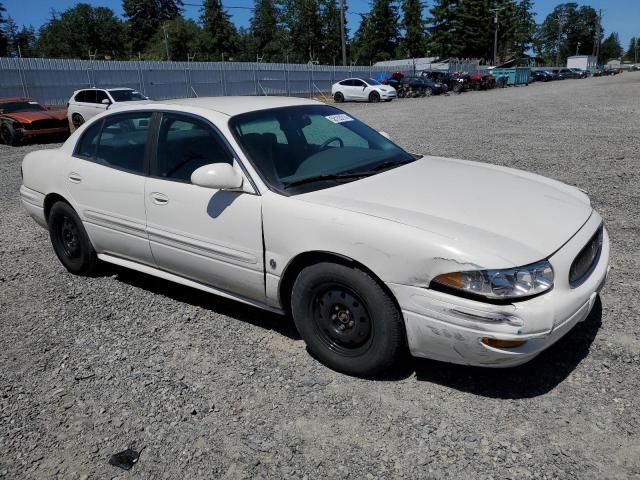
[48, 201, 98, 275]
[291, 262, 406, 376]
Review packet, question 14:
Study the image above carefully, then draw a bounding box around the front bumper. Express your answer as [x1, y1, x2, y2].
[379, 90, 397, 99]
[389, 212, 610, 367]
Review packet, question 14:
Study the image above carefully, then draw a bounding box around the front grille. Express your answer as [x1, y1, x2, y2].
[29, 119, 65, 130]
[569, 226, 603, 287]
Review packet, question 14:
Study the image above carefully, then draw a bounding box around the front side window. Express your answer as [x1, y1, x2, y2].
[231, 105, 415, 193]
[94, 112, 151, 173]
[155, 114, 233, 182]
[95, 90, 109, 104]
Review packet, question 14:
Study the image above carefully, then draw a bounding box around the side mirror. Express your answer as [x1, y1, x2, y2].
[101, 98, 111, 105]
[379, 131, 392, 141]
[191, 163, 244, 191]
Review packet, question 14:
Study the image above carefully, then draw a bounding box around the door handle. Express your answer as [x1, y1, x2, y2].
[68, 172, 82, 183]
[151, 193, 169, 205]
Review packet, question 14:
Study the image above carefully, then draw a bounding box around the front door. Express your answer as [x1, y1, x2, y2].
[144, 112, 265, 301]
[65, 111, 154, 265]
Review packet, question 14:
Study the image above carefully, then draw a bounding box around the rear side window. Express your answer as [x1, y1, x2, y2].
[95, 113, 151, 173]
[155, 114, 233, 182]
[75, 90, 96, 103]
[76, 120, 102, 158]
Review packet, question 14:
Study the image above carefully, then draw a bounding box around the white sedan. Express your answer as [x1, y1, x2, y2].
[331, 77, 396, 103]
[67, 87, 151, 130]
[20, 97, 609, 376]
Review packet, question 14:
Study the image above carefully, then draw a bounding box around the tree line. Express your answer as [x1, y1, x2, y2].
[0, 0, 634, 65]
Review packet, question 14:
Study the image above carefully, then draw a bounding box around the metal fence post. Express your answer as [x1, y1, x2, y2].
[221, 61, 227, 96]
[309, 63, 313, 99]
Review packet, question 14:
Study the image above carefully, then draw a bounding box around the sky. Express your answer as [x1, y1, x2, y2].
[2, 0, 639, 51]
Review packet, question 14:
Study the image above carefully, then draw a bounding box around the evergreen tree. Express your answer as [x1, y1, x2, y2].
[319, 0, 343, 63]
[624, 37, 638, 62]
[0, 2, 8, 57]
[401, 0, 426, 58]
[144, 16, 201, 60]
[428, 0, 460, 59]
[122, 0, 183, 55]
[535, 3, 600, 65]
[455, 0, 493, 60]
[4, 17, 37, 57]
[200, 0, 239, 60]
[282, 0, 322, 62]
[352, 0, 399, 63]
[599, 32, 622, 64]
[249, 0, 286, 61]
[36, 4, 126, 59]
[512, 0, 536, 57]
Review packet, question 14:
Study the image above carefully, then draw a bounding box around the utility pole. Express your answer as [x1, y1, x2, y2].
[490, 8, 501, 66]
[339, 0, 347, 66]
[635, 38, 638, 64]
[162, 24, 170, 61]
[576, 42, 581, 56]
[555, 12, 566, 67]
[595, 9, 602, 62]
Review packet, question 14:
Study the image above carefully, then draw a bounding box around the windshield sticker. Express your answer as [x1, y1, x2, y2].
[325, 114, 354, 124]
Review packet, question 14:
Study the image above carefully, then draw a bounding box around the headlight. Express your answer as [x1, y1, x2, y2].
[431, 260, 554, 301]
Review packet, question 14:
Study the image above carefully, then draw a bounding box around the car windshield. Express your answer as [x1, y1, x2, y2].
[0, 101, 45, 113]
[108, 90, 148, 102]
[364, 78, 381, 85]
[230, 105, 416, 194]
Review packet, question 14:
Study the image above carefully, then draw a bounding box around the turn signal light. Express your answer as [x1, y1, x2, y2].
[481, 338, 527, 349]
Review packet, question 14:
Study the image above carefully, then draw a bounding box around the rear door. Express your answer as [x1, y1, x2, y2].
[65, 112, 154, 265]
[350, 79, 368, 100]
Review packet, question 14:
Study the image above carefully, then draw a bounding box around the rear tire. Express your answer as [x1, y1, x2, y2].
[291, 262, 405, 376]
[368, 91, 380, 103]
[333, 92, 344, 103]
[48, 201, 98, 275]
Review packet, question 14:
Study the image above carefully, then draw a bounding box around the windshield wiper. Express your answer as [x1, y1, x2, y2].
[282, 172, 372, 190]
[368, 158, 416, 172]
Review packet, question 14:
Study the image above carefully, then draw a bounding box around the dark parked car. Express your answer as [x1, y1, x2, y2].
[558, 68, 583, 79]
[398, 76, 445, 97]
[531, 70, 554, 82]
[421, 71, 467, 93]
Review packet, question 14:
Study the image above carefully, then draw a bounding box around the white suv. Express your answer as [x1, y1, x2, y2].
[331, 78, 397, 103]
[67, 88, 150, 130]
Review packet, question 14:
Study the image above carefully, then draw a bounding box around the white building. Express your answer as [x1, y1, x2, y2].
[567, 55, 598, 71]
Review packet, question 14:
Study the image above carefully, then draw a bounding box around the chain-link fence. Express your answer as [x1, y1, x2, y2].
[0, 57, 398, 106]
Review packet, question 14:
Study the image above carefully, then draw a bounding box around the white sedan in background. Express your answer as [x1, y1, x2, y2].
[331, 77, 396, 103]
[67, 87, 151, 129]
[20, 97, 608, 376]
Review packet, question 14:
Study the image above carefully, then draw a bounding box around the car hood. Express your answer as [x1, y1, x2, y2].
[2, 109, 67, 124]
[299, 156, 593, 267]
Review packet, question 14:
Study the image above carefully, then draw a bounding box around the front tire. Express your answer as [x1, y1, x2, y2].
[71, 113, 85, 129]
[368, 91, 380, 103]
[291, 262, 405, 376]
[48, 201, 98, 275]
[0, 123, 20, 146]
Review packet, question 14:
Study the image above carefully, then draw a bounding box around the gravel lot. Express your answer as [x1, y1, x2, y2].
[1, 74, 639, 480]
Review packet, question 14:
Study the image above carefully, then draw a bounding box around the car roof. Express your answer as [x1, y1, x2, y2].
[158, 96, 324, 117]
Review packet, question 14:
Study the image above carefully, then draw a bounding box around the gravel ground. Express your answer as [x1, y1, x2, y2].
[1, 74, 639, 480]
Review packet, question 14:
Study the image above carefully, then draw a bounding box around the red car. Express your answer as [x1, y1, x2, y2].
[0, 97, 69, 146]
